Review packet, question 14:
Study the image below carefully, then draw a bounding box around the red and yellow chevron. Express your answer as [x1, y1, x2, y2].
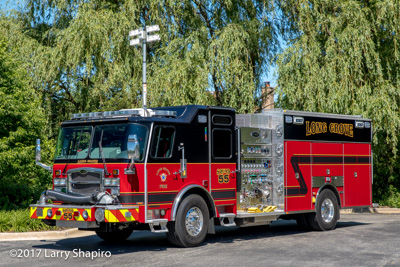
[105, 208, 139, 223]
[30, 206, 94, 221]
[30, 206, 140, 223]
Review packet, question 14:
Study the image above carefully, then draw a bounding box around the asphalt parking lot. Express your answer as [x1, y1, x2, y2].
[1, 213, 399, 267]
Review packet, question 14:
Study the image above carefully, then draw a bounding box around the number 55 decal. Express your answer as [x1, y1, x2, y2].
[217, 169, 231, 184]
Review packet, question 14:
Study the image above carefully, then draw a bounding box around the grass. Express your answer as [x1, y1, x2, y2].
[0, 209, 59, 232]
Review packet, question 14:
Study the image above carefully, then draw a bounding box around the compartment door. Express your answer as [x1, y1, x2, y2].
[343, 143, 372, 207]
[311, 142, 344, 207]
[285, 141, 312, 212]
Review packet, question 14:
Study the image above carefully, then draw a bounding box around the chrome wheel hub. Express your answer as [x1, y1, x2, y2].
[185, 207, 204, 236]
[321, 198, 334, 223]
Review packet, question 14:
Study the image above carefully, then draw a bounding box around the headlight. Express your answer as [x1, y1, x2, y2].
[111, 178, 119, 186]
[82, 210, 89, 220]
[47, 209, 53, 218]
[104, 179, 111, 186]
[95, 208, 105, 222]
[54, 178, 66, 187]
[104, 178, 119, 187]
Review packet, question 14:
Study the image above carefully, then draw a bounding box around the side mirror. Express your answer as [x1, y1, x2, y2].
[127, 134, 140, 160]
[35, 139, 52, 172]
[125, 135, 140, 175]
[35, 139, 41, 162]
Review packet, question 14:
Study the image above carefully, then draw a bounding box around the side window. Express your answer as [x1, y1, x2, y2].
[212, 129, 232, 158]
[151, 126, 176, 158]
[212, 115, 232, 125]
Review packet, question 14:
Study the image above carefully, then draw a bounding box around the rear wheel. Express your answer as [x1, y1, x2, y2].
[96, 227, 133, 242]
[166, 194, 209, 247]
[307, 189, 339, 231]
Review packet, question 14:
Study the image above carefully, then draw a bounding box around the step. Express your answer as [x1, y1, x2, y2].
[219, 213, 236, 227]
[148, 219, 168, 233]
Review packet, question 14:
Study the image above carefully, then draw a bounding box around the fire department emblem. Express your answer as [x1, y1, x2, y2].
[156, 167, 171, 183]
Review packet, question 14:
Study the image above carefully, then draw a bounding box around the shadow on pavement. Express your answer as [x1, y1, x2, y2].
[31, 219, 368, 255]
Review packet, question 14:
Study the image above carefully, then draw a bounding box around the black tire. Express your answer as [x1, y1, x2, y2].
[96, 227, 133, 242]
[295, 214, 310, 230]
[307, 190, 339, 231]
[166, 221, 183, 247]
[166, 194, 209, 247]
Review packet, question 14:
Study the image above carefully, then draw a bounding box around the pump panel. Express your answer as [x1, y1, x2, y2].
[236, 111, 285, 212]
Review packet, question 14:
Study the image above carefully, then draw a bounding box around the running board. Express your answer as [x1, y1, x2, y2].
[236, 210, 285, 218]
[148, 219, 168, 233]
[235, 210, 285, 227]
[219, 213, 236, 227]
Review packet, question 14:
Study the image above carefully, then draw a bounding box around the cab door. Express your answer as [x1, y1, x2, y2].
[209, 108, 237, 213]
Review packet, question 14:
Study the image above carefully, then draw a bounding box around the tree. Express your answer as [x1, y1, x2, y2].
[276, 0, 400, 205]
[0, 35, 52, 210]
[0, 0, 281, 140]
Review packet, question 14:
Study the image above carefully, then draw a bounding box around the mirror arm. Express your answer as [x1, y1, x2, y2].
[36, 161, 53, 172]
[125, 158, 136, 175]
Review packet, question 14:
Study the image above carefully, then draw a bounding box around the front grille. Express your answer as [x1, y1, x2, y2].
[67, 168, 104, 194]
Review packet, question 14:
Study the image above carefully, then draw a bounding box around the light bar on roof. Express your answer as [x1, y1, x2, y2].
[70, 108, 176, 120]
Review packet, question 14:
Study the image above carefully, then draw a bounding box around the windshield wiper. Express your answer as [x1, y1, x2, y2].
[98, 130, 110, 176]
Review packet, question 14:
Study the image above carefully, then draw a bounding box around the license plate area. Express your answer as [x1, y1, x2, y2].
[62, 208, 74, 220]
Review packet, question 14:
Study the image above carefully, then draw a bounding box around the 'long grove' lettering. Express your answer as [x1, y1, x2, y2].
[306, 121, 353, 137]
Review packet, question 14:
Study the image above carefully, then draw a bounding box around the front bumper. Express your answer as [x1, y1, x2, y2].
[30, 204, 140, 226]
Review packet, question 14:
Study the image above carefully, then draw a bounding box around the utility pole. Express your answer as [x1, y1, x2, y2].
[129, 25, 160, 116]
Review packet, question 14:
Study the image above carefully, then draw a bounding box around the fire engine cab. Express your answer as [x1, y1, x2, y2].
[31, 105, 372, 247]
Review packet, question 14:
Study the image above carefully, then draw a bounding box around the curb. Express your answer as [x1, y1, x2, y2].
[0, 228, 95, 242]
[340, 207, 400, 214]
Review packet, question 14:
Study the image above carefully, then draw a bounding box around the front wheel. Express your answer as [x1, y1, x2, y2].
[307, 189, 339, 231]
[166, 194, 209, 247]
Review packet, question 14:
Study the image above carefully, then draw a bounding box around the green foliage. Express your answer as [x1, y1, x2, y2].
[276, 0, 400, 205]
[0, 0, 279, 137]
[0, 209, 57, 232]
[149, 1, 279, 113]
[380, 186, 400, 208]
[0, 35, 53, 210]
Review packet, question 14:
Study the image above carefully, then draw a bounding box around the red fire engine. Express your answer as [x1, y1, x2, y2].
[30, 106, 372, 247]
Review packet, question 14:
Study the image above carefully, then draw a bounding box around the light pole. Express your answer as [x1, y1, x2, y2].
[129, 25, 160, 117]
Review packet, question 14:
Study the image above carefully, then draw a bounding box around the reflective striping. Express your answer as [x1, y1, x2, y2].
[114, 210, 126, 222]
[30, 207, 37, 218]
[105, 208, 139, 223]
[30, 206, 50, 219]
[120, 209, 134, 222]
[30, 206, 94, 221]
[31, 206, 138, 223]
[105, 210, 118, 222]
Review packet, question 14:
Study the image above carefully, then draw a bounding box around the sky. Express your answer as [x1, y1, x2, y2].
[0, 0, 15, 12]
[0, 0, 278, 88]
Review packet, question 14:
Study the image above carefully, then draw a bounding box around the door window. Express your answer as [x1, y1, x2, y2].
[212, 129, 232, 158]
[151, 126, 176, 158]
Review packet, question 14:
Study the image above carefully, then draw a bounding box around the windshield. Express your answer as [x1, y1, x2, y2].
[54, 123, 148, 161]
[55, 126, 92, 159]
[90, 124, 148, 160]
